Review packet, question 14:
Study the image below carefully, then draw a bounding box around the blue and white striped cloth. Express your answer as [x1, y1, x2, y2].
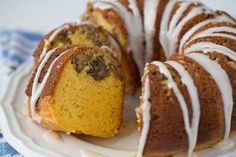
[0, 30, 42, 157]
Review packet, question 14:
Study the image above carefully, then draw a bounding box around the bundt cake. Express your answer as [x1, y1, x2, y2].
[25, 0, 236, 156]
[26, 45, 124, 137]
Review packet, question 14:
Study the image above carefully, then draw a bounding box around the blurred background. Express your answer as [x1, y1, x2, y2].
[0, 0, 235, 33]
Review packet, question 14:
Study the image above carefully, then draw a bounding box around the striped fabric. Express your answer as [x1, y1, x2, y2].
[0, 30, 42, 157]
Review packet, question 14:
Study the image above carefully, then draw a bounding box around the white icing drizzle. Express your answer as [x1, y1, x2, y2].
[160, 0, 210, 57]
[166, 61, 201, 156]
[186, 53, 233, 141]
[160, 0, 179, 56]
[137, 77, 151, 157]
[93, 0, 144, 74]
[43, 130, 63, 143]
[144, 0, 160, 62]
[198, 48, 236, 63]
[31, 48, 70, 122]
[184, 42, 236, 57]
[151, 61, 194, 157]
[168, 2, 192, 34]
[39, 23, 75, 60]
[190, 26, 236, 41]
[178, 16, 235, 53]
[93, 1, 113, 10]
[166, 1, 192, 56]
[213, 139, 235, 151]
[189, 33, 236, 43]
[168, 6, 207, 57]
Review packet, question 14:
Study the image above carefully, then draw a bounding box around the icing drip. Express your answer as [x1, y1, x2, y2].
[43, 130, 63, 143]
[151, 61, 194, 157]
[144, 0, 160, 62]
[186, 53, 233, 141]
[31, 48, 70, 122]
[93, 0, 144, 74]
[93, 1, 113, 10]
[80, 150, 107, 157]
[39, 23, 75, 60]
[166, 61, 200, 156]
[16, 107, 28, 118]
[178, 16, 235, 53]
[137, 76, 151, 157]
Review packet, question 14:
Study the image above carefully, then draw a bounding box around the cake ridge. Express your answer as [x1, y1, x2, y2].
[186, 52, 233, 141]
[166, 60, 201, 156]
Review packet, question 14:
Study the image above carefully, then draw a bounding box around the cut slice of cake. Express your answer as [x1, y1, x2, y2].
[26, 45, 125, 138]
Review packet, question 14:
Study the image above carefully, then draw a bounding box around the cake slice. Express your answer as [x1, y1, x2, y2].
[26, 45, 125, 137]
